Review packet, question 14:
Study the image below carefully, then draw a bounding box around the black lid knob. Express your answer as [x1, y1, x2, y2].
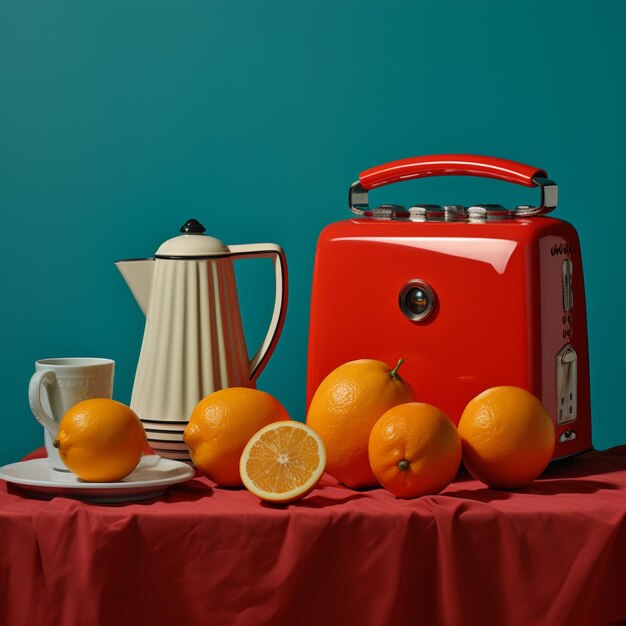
[180, 218, 206, 234]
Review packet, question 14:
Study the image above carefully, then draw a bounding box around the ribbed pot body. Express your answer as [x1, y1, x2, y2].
[131, 258, 253, 460]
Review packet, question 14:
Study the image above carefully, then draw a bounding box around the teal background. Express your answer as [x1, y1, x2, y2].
[1, 0, 624, 465]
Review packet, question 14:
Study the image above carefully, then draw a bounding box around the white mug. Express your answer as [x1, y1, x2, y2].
[28, 358, 115, 470]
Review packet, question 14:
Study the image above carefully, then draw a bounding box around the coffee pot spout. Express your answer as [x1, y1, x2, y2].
[115, 259, 155, 315]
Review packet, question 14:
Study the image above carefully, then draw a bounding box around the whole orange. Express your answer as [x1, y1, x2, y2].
[306, 358, 416, 488]
[368, 402, 461, 498]
[184, 387, 290, 487]
[458, 386, 555, 489]
[53, 399, 147, 482]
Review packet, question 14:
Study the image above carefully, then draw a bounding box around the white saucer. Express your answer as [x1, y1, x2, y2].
[0, 455, 195, 503]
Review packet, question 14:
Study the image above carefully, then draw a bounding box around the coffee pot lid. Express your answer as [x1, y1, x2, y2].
[155, 219, 230, 258]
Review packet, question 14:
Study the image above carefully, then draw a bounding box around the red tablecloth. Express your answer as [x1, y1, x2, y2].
[1, 447, 626, 626]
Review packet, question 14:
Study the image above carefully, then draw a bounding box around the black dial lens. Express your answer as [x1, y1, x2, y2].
[399, 280, 435, 321]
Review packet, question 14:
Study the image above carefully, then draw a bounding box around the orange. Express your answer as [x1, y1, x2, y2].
[368, 402, 461, 498]
[306, 358, 416, 488]
[240, 421, 326, 504]
[184, 387, 290, 487]
[457, 386, 555, 489]
[53, 399, 146, 482]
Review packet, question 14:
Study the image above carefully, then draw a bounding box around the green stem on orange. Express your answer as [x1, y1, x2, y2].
[389, 358, 404, 380]
[52, 439, 60, 449]
[398, 460, 410, 471]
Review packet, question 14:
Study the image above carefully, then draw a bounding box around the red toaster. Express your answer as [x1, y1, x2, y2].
[306, 154, 592, 460]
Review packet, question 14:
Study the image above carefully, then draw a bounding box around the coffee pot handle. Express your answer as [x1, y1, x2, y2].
[28, 370, 60, 438]
[228, 244, 288, 382]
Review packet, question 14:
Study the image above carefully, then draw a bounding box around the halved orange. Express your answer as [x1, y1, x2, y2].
[240, 421, 326, 504]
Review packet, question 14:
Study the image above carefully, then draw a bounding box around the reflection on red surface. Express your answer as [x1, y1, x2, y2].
[336, 236, 519, 274]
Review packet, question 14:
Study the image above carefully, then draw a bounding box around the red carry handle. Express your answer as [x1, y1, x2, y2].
[350, 154, 557, 218]
[359, 154, 547, 190]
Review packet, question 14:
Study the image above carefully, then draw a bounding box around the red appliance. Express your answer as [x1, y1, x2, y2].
[306, 154, 591, 460]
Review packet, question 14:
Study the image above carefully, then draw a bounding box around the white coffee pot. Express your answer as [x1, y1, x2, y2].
[115, 219, 287, 457]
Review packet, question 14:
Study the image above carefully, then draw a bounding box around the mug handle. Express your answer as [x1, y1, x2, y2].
[28, 371, 60, 438]
[228, 243, 288, 383]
